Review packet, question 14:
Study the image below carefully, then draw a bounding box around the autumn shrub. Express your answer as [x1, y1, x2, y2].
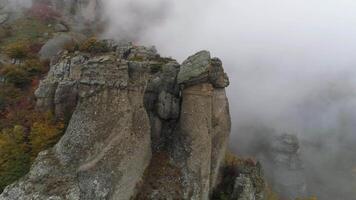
[0, 26, 12, 42]
[24, 59, 46, 76]
[296, 197, 318, 200]
[28, 43, 44, 54]
[212, 152, 242, 199]
[4, 41, 30, 59]
[0, 85, 22, 111]
[63, 40, 80, 53]
[0, 126, 31, 192]
[29, 114, 64, 158]
[0, 112, 65, 191]
[79, 37, 110, 53]
[0, 65, 31, 88]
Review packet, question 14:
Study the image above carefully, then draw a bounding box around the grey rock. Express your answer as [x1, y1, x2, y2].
[157, 91, 180, 120]
[209, 58, 230, 88]
[177, 50, 211, 85]
[261, 133, 307, 199]
[233, 175, 257, 200]
[0, 13, 8, 24]
[210, 89, 231, 190]
[177, 51, 230, 88]
[175, 83, 214, 200]
[2, 45, 155, 200]
[176, 82, 231, 199]
[54, 23, 69, 32]
[54, 81, 78, 119]
[1, 45, 238, 200]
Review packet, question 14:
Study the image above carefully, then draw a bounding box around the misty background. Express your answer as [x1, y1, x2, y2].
[5, 0, 356, 199]
[101, 0, 356, 199]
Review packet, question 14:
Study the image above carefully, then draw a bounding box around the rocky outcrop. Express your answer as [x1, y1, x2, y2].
[2, 41, 153, 200]
[0, 40, 263, 200]
[174, 51, 231, 199]
[212, 155, 265, 200]
[260, 134, 307, 199]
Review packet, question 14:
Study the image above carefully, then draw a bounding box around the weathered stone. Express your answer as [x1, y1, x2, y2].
[210, 89, 231, 190]
[209, 58, 230, 88]
[54, 81, 78, 119]
[233, 175, 257, 200]
[1, 45, 154, 200]
[54, 23, 69, 32]
[177, 51, 229, 88]
[0, 13, 8, 24]
[35, 81, 58, 112]
[177, 50, 211, 85]
[260, 134, 307, 199]
[177, 83, 214, 200]
[157, 91, 180, 120]
[0, 45, 242, 200]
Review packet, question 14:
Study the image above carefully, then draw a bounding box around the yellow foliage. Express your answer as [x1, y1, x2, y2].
[0, 126, 30, 191]
[79, 37, 110, 53]
[296, 196, 318, 200]
[29, 116, 64, 158]
[63, 40, 79, 52]
[4, 41, 30, 59]
[24, 59, 46, 75]
[225, 151, 243, 167]
[0, 112, 65, 191]
[0, 64, 31, 88]
[79, 37, 97, 52]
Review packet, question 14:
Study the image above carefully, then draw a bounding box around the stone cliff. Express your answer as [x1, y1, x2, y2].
[0, 40, 265, 200]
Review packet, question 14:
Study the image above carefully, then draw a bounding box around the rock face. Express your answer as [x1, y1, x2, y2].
[174, 51, 231, 199]
[262, 134, 307, 199]
[0, 41, 263, 200]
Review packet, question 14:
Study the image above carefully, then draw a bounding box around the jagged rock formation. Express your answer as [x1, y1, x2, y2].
[0, 40, 264, 200]
[261, 134, 307, 199]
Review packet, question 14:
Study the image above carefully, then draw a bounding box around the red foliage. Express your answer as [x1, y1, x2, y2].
[28, 2, 61, 22]
[28, 43, 44, 54]
[31, 78, 40, 88]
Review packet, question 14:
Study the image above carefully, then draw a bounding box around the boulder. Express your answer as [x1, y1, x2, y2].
[54, 23, 69, 32]
[209, 58, 230, 88]
[177, 50, 211, 86]
[177, 50, 230, 88]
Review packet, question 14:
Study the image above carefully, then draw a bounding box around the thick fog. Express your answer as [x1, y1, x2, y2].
[0, 0, 32, 9]
[102, 0, 356, 199]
